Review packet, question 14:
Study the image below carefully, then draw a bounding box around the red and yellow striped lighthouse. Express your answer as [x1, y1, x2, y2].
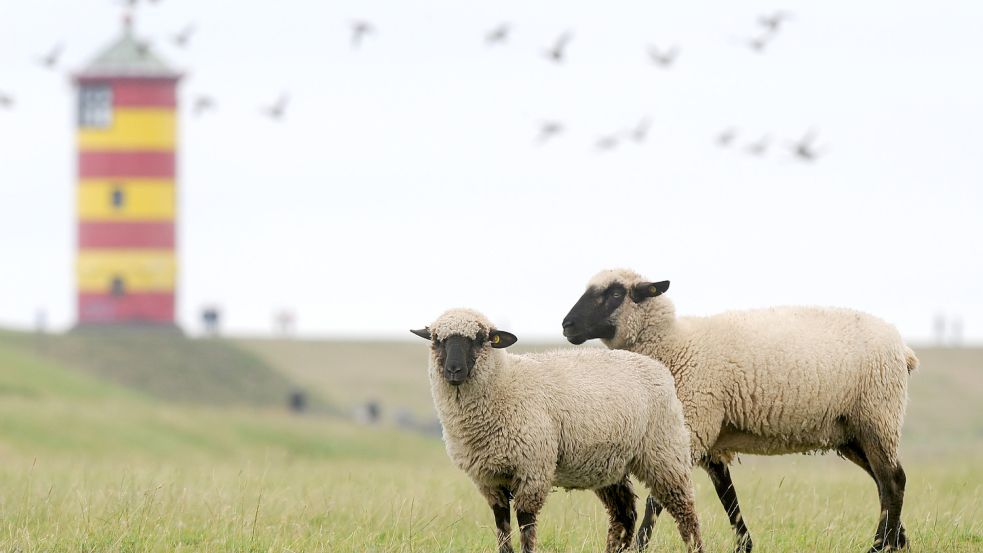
[74, 23, 181, 326]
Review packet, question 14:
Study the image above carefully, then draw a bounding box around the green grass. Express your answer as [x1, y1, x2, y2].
[0, 333, 127, 401]
[2, 448, 980, 552]
[0, 329, 300, 408]
[235, 338, 435, 418]
[236, 338, 590, 419]
[0, 335, 981, 551]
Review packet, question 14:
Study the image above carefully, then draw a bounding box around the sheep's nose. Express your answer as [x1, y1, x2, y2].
[446, 362, 464, 374]
[562, 318, 576, 331]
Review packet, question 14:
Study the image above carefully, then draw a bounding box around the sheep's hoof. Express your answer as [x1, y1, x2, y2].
[866, 544, 908, 553]
[867, 542, 897, 553]
[733, 534, 752, 553]
[867, 528, 908, 552]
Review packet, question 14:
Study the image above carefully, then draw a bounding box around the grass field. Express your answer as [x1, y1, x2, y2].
[1, 332, 981, 552]
[236, 338, 617, 421]
[0, 329, 297, 407]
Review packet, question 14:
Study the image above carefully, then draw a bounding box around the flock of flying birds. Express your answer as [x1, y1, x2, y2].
[0, 3, 826, 162]
[341, 12, 826, 161]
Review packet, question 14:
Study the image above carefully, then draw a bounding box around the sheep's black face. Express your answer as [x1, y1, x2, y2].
[410, 325, 518, 386]
[562, 280, 670, 344]
[562, 284, 627, 344]
[435, 333, 486, 386]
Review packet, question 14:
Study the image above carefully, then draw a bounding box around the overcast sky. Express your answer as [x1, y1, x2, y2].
[1, 0, 980, 341]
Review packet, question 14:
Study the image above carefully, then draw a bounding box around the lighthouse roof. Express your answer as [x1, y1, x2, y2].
[77, 25, 180, 80]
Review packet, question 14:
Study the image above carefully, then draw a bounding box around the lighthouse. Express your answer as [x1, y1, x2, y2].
[74, 21, 181, 326]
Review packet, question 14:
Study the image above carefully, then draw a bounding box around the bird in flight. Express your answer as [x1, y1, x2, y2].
[745, 135, 770, 156]
[746, 34, 771, 53]
[485, 23, 511, 45]
[544, 32, 573, 63]
[790, 129, 827, 161]
[37, 43, 63, 69]
[262, 94, 289, 120]
[595, 135, 619, 152]
[758, 11, 792, 33]
[350, 20, 376, 49]
[0, 92, 14, 109]
[192, 95, 215, 116]
[717, 127, 739, 147]
[536, 120, 564, 144]
[172, 24, 196, 48]
[647, 45, 680, 68]
[629, 117, 651, 143]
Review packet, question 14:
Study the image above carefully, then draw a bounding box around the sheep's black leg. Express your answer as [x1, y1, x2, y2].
[703, 460, 752, 553]
[483, 486, 515, 553]
[493, 504, 515, 553]
[860, 441, 907, 553]
[838, 441, 907, 549]
[594, 479, 638, 552]
[635, 496, 663, 551]
[512, 476, 549, 553]
[516, 510, 538, 553]
[868, 464, 907, 552]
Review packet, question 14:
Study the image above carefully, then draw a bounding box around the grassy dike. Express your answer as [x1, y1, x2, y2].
[0, 334, 980, 551]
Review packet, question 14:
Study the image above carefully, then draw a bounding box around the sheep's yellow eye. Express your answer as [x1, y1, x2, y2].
[491, 335, 501, 344]
[650, 285, 658, 294]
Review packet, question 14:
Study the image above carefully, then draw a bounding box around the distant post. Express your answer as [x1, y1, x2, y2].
[933, 313, 947, 345]
[275, 309, 296, 336]
[34, 308, 48, 353]
[201, 306, 221, 336]
[950, 317, 964, 346]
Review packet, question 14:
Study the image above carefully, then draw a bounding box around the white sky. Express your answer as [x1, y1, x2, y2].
[0, 0, 980, 341]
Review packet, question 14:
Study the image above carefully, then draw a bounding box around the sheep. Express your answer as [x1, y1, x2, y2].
[561, 269, 920, 553]
[411, 307, 703, 553]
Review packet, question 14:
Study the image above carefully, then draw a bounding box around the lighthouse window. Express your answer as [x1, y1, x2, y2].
[110, 276, 126, 297]
[110, 185, 125, 209]
[78, 84, 112, 128]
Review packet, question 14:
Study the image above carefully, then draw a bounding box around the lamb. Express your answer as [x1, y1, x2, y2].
[562, 269, 920, 553]
[411, 308, 703, 553]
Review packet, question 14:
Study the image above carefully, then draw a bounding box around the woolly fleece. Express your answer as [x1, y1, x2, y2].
[585, 269, 919, 463]
[424, 307, 701, 549]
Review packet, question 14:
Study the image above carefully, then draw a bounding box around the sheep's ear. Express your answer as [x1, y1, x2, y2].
[488, 330, 518, 349]
[630, 280, 670, 303]
[410, 327, 432, 340]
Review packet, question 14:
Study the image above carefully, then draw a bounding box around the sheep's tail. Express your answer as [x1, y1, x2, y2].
[904, 346, 919, 374]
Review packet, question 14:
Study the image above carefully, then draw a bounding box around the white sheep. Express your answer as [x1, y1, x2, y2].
[412, 308, 703, 553]
[562, 269, 919, 553]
